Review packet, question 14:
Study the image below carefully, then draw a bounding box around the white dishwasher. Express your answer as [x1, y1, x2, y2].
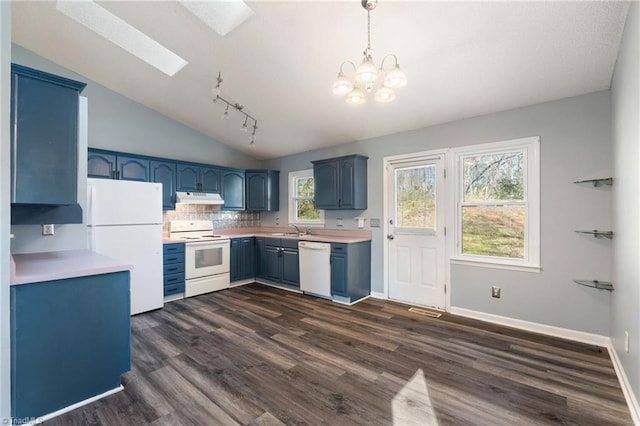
[298, 241, 332, 298]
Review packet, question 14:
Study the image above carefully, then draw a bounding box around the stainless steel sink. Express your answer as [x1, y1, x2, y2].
[269, 232, 300, 237]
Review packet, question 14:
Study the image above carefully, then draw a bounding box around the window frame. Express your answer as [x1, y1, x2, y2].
[288, 169, 325, 227]
[451, 136, 540, 271]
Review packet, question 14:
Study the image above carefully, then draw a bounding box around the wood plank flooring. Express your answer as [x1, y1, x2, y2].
[46, 284, 632, 425]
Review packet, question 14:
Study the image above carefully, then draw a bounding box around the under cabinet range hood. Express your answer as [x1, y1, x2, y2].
[175, 191, 224, 205]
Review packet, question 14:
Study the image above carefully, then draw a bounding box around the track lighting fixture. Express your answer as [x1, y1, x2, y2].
[333, 0, 407, 104]
[212, 72, 258, 145]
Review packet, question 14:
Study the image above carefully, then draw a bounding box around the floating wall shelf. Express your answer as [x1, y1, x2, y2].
[574, 280, 614, 291]
[574, 230, 613, 239]
[573, 177, 613, 187]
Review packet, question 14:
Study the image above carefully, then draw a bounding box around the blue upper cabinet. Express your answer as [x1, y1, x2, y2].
[312, 154, 368, 210]
[150, 160, 177, 210]
[221, 168, 245, 210]
[10, 64, 86, 205]
[176, 163, 221, 193]
[246, 170, 279, 211]
[88, 149, 149, 182]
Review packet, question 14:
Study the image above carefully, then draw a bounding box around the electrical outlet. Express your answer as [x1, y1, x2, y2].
[625, 331, 629, 353]
[42, 224, 55, 236]
[491, 286, 501, 298]
[370, 218, 381, 227]
[336, 218, 343, 227]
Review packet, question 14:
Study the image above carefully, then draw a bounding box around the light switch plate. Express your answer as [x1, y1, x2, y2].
[336, 218, 343, 227]
[370, 218, 381, 227]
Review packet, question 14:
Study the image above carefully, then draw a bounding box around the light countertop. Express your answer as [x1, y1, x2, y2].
[11, 249, 133, 286]
[163, 228, 372, 244]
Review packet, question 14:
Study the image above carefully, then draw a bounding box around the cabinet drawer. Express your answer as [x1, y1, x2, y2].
[265, 238, 280, 247]
[163, 243, 184, 255]
[280, 239, 299, 249]
[164, 283, 185, 296]
[163, 253, 184, 265]
[163, 272, 185, 287]
[163, 262, 184, 276]
[331, 243, 347, 253]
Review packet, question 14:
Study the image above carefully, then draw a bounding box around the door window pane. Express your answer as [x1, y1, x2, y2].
[395, 165, 436, 229]
[461, 205, 525, 258]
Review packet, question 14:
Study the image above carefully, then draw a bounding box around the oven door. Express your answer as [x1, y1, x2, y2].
[185, 240, 230, 279]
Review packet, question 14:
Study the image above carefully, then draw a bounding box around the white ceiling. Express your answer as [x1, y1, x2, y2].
[11, 1, 630, 160]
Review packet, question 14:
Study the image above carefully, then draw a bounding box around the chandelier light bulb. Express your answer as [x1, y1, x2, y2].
[355, 55, 378, 84]
[345, 87, 366, 105]
[333, 72, 354, 95]
[384, 64, 407, 89]
[374, 86, 395, 103]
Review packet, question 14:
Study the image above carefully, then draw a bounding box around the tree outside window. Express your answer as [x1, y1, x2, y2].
[289, 170, 324, 225]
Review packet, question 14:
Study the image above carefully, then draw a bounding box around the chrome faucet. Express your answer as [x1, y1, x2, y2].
[290, 224, 303, 235]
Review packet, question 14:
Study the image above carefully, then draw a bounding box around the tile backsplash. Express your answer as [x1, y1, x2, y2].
[163, 204, 260, 234]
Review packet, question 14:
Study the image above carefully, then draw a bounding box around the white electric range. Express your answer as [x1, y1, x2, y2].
[169, 220, 230, 297]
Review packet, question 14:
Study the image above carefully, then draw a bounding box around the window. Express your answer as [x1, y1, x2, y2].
[453, 137, 540, 269]
[288, 170, 324, 226]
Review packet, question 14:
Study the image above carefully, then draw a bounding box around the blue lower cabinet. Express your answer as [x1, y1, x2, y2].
[330, 241, 371, 303]
[260, 238, 299, 288]
[231, 237, 256, 282]
[255, 238, 266, 279]
[163, 243, 184, 296]
[10, 271, 131, 419]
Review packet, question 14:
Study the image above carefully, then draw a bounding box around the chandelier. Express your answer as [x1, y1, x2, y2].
[333, 0, 407, 105]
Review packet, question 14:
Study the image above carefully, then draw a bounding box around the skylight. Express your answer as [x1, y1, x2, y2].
[178, 0, 254, 37]
[56, 1, 188, 76]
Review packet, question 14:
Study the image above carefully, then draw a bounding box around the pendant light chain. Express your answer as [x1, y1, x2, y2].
[367, 10, 371, 53]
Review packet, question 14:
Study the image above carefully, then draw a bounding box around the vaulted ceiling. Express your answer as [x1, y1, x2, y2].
[12, 1, 630, 160]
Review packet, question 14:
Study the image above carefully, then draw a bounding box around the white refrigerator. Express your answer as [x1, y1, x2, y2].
[87, 178, 163, 315]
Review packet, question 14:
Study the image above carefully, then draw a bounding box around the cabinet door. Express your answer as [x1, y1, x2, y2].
[200, 167, 221, 193]
[330, 253, 347, 296]
[12, 73, 78, 204]
[255, 238, 266, 278]
[282, 249, 300, 287]
[230, 238, 241, 282]
[176, 164, 200, 191]
[222, 169, 245, 210]
[338, 158, 355, 209]
[246, 171, 267, 211]
[240, 238, 255, 280]
[313, 161, 339, 209]
[118, 155, 149, 182]
[150, 160, 177, 210]
[88, 151, 117, 179]
[265, 247, 281, 282]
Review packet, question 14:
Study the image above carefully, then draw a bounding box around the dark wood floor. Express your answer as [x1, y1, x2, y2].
[46, 284, 632, 425]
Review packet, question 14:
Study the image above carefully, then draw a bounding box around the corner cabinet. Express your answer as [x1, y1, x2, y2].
[312, 154, 368, 210]
[230, 237, 255, 282]
[222, 168, 246, 210]
[246, 170, 279, 211]
[10, 64, 86, 206]
[331, 242, 371, 303]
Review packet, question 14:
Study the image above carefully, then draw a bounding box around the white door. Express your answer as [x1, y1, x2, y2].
[387, 156, 446, 309]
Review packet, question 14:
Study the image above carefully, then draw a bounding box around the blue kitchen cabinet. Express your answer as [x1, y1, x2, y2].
[88, 149, 150, 182]
[262, 238, 299, 288]
[163, 243, 185, 297]
[10, 64, 85, 207]
[330, 242, 371, 303]
[312, 154, 368, 210]
[231, 237, 255, 282]
[177, 163, 221, 193]
[10, 271, 130, 419]
[151, 160, 177, 210]
[221, 168, 245, 210]
[246, 170, 279, 211]
[255, 237, 266, 279]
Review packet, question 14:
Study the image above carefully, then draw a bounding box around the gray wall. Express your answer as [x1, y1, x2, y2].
[11, 44, 260, 169]
[611, 0, 639, 407]
[262, 91, 613, 336]
[0, 2, 10, 420]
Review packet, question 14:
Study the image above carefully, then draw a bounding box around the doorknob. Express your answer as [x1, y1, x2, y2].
[387, 234, 394, 240]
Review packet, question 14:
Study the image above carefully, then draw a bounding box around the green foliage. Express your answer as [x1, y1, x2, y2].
[462, 206, 525, 258]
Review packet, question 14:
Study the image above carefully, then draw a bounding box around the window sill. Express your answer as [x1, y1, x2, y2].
[450, 258, 542, 273]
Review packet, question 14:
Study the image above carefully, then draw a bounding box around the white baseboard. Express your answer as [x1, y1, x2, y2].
[606, 339, 640, 425]
[33, 385, 124, 424]
[369, 291, 386, 300]
[229, 279, 253, 287]
[449, 307, 610, 346]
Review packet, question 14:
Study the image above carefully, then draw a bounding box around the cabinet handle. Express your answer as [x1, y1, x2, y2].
[166, 267, 178, 272]
[111, 170, 116, 179]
